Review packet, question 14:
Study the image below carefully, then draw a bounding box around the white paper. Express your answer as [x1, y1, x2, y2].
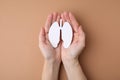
[48, 19, 73, 48]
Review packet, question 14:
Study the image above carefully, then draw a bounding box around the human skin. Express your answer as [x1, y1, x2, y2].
[39, 12, 61, 80]
[39, 12, 87, 80]
[61, 12, 87, 80]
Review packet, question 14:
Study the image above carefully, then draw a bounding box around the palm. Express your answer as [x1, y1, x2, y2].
[40, 36, 61, 60]
[62, 28, 85, 59]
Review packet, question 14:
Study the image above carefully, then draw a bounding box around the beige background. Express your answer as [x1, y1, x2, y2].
[0, 0, 120, 80]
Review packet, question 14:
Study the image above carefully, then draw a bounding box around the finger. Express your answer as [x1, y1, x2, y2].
[61, 13, 65, 25]
[78, 26, 85, 40]
[56, 41, 61, 49]
[57, 13, 61, 25]
[52, 12, 58, 23]
[78, 27, 85, 48]
[39, 27, 46, 43]
[45, 14, 53, 33]
[64, 11, 70, 23]
[69, 12, 79, 32]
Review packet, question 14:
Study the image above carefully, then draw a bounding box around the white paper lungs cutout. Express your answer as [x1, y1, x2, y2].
[62, 22, 73, 48]
[48, 19, 73, 48]
[48, 22, 60, 48]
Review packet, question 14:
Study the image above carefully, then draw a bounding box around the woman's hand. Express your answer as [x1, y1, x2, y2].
[39, 12, 61, 63]
[39, 12, 61, 80]
[61, 12, 85, 61]
[61, 12, 87, 80]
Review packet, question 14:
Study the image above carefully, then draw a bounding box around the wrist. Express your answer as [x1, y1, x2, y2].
[44, 59, 61, 67]
[44, 55, 61, 64]
[62, 58, 79, 66]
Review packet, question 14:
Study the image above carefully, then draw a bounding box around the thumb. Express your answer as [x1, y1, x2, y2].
[39, 27, 46, 43]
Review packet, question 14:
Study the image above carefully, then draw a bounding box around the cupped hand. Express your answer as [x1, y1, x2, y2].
[39, 12, 61, 63]
[61, 12, 85, 61]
